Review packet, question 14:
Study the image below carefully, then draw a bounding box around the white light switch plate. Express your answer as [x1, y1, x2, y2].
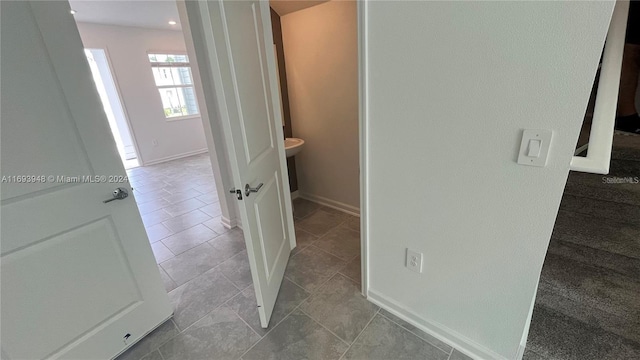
[517, 129, 552, 167]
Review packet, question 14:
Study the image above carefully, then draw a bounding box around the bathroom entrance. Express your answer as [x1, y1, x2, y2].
[269, 1, 363, 289]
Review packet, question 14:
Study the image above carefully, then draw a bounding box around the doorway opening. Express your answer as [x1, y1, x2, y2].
[269, 0, 363, 291]
[84, 48, 139, 169]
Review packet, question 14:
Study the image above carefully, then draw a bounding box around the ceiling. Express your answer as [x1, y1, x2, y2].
[69, 0, 329, 31]
[270, 0, 328, 16]
[69, 1, 183, 31]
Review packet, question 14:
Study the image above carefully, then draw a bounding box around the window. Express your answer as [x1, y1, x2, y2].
[148, 53, 199, 119]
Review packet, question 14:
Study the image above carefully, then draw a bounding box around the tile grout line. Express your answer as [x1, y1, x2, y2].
[127, 318, 179, 360]
[293, 272, 367, 347]
[231, 303, 264, 340]
[305, 243, 350, 264]
[337, 308, 381, 360]
[168, 246, 246, 292]
[377, 309, 453, 355]
[235, 297, 311, 360]
[163, 292, 239, 344]
[297, 305, 351, 347]
[141, 180, 367, 359]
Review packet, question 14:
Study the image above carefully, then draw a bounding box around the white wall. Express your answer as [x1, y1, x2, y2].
[364, 1, 614, 359]
[77, 23, 208, 165]
[281, 1, 359, 212]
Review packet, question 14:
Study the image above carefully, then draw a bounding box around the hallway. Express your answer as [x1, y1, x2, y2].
[525, 135, 640, 359]
[119, 154, 473, 360]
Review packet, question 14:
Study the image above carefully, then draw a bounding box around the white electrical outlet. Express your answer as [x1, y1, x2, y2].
[406, 249, 423, 273]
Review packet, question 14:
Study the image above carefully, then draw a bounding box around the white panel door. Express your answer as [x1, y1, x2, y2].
[184, 0, 296, 327]
[0, 2, 172, 359]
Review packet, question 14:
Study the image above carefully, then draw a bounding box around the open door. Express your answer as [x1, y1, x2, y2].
[1, 2, 172, 359]
[183, 0, 296, 327]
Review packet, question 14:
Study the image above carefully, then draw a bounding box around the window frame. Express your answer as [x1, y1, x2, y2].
[148, 52, 200, 121]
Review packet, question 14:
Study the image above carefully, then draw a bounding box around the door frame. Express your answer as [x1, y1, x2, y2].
[177, 0, 370, 296]
[357, 0, 369, 296]
[84, 47, 143, 166]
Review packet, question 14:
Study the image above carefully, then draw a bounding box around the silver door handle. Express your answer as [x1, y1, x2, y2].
[245, 183, 263, 197]
[103, 187, 129, 203]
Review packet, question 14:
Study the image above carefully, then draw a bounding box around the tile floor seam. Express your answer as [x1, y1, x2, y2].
[311, 234, 356, 261]
[129, 318, 180, 360]
[300, 262, 347, 295]
[283, 275, 309, 293]
[297, 305, 352, 347]
[158, 244, 219, 285]
[157, 240, 178, 257]
[337, 308, 381, 360]
[158, 263, 179, 286]
[233, 306, 264, 339]
[219, 270, 244, 292]
[163, 260, 238, 306]
[293, 207, 320, 221]
[171, 290, 239, 333]
[292, 242, 313, 255]
[306, 243, 351, 265]
[376, 309, 453, 355]
[296, 227, 318, 238]
[235, 301, 308, 360]
[336, 269, 360, 284]
[239, 283, 254, 292]
[235, 287, 311, 345]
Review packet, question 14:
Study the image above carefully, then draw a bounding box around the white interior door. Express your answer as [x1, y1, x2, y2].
[183, 0, 296, 327]
[0, 2, 172, 359]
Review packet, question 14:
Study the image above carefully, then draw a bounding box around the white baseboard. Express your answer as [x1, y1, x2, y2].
[221, 215, 237, 229]
[290, 190, 300, 200]
[367, 289, 509, 360]
[516, 344, 526, 360]
[142, 148, 209, 166]
[299, 192, 360, 217]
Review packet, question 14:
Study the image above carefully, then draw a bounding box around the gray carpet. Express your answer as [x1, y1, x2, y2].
[524, 135, 640, 360]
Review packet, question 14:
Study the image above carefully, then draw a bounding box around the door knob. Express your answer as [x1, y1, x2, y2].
[244, 183, 263, 197]
[103, 187, 129, 203]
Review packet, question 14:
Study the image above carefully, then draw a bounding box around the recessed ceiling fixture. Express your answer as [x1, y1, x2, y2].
[70, 9, 77, 15]
[168, 20, 177, 25]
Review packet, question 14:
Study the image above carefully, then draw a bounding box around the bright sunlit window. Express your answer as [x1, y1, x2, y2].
[148, 53, 199, 119]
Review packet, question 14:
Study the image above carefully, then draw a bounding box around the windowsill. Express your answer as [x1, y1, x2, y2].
[165, 114, 201, 122]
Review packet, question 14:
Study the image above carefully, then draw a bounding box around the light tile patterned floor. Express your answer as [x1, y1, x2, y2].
[119, 153, 472, 360]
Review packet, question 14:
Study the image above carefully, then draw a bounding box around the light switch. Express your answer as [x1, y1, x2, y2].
[527, 139, 541, 157]
[517, 129, 552, 167]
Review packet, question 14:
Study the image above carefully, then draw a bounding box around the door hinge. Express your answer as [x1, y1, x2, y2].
[229, 188, 243, 200]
